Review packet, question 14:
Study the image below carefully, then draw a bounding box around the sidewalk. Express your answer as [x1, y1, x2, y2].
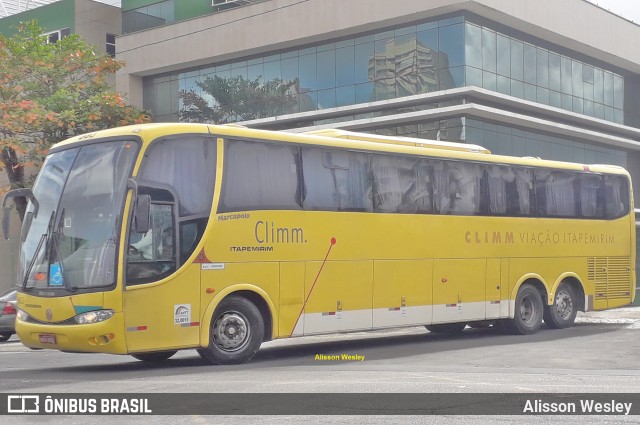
[577, 305, 640, 328]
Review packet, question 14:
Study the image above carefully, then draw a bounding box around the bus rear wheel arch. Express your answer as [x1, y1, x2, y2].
[544, 281, 579, 329]
[502, 282, 544, 335]
[197, 295, 264, 365]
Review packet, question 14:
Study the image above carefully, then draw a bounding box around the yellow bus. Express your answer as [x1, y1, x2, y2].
[4, 123, 635, 364]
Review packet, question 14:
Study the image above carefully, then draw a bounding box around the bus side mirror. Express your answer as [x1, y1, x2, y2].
[2, 188, 39, 217]
[134, 194, 151, 234]
[2, 188, 39, 240]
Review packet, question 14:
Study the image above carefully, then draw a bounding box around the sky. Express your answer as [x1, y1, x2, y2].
[587, 0, 640, 23]
[85, 0, 640, 26]
[86, 1, 640, 23]
[88, 1, 640, 23]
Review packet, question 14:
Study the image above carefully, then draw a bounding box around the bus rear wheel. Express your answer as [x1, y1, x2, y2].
[543, 283, 577, 329]
[502, 283, 543, 335]
[426, 322, 466, 334]
[131, 350, 177, 362]
[197, 296, 264, 365]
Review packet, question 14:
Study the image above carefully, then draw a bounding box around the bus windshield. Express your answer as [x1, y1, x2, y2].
[19, 140, 138, 294]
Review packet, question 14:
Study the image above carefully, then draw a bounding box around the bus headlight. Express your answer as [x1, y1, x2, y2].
[16, 309, 30, 321]
[74, 310, 114, 324]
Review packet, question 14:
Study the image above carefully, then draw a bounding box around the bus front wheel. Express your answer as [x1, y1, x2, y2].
[198, 296, 264, 365]
[503, 283, 543, 335]
[543, 283, 577, 329]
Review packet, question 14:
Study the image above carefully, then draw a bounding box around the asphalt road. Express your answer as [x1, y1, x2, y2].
[1, 316, 640, 424]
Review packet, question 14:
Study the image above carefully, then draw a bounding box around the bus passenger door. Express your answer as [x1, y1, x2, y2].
[432, 259, 486, 323]
[123, 202, 201, 353]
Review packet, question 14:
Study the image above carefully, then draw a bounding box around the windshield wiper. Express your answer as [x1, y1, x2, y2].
[21, 210, 56, 291]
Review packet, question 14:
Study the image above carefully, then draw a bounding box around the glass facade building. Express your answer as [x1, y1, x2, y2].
[123, 0, 175, 34]
[465, 21, 624, 124]
[142, 12, 630, 167]
[370, 118, 627, 167]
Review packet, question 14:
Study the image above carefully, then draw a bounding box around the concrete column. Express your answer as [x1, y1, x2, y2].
[116, 73, 144, 110]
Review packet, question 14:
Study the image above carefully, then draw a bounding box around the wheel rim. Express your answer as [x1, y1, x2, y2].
[554, 289, 574, 320]
[519, 294, 537, 325]
[212, 311, 250, 352]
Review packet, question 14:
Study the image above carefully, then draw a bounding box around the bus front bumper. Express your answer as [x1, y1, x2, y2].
[16, 313, 127, 354]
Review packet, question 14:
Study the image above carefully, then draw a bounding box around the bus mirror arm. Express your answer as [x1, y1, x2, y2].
[1, 188, 39, 240]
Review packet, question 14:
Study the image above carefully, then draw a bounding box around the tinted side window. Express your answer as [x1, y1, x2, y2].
[138, 136, 216, 217]
[302, 148, 372, 212]
[580, 174, 605, 218]
[486, 165, 533, 216]
[605, 175, 630, 219]
[127, 200, 176, 284]
[536, 170, 578, 217]
[432, 161, 483, 215]
[137, 136, 216, 266]
[449, 162, 483, 215]
[486, 165, 508, 214]
[372, 155, 432, 213]
[220, 140, 302, 212]
[180, 218, 208, 264]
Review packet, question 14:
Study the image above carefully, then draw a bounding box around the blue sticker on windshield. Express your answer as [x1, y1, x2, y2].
[49, 263, 63, 287]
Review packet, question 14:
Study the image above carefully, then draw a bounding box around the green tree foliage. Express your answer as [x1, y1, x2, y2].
[0, 20, 150, 217]
[179, 74, 298, 123]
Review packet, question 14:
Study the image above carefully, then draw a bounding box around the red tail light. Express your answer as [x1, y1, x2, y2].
[2, 303, 16, 315]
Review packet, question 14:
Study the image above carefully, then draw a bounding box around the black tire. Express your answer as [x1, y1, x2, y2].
[131, 350, 177, 362]
[425, 322, 466, 334]
[0, 332, 11, 342]
[544, 283, 578, 329]
[503, 283, 544, 335]
[197, 296, 264, 365]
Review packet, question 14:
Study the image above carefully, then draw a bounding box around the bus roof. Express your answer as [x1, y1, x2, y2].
[51, 123, 629, 177]
[304, 129, 491, 154]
